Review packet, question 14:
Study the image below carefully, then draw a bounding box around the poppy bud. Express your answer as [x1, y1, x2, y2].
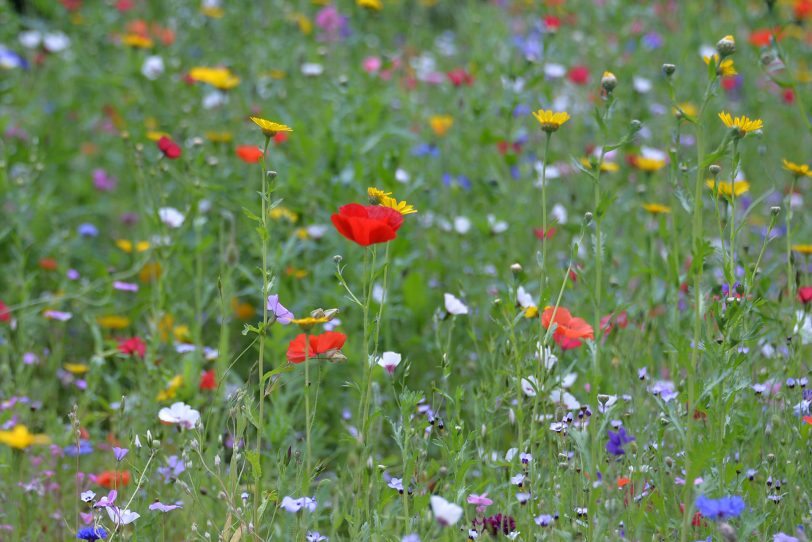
[662, 63, 676, 76]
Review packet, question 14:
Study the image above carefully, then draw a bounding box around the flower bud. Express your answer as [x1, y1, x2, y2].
[662, 63, 676, 76]
[630, 119, 642, 132]
[601, 71, 618, 92]
[333, 254, 343, 264]
[510, 262, 522, 275]
[716, 35, 736, 57]
[770, 206, 781, 216]
[709, 164, 722, 176]
[584, 212, 593, 225]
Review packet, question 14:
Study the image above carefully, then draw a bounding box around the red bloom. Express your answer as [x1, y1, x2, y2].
[543, 15, 561, 32]
[748, 29, 774, 47]
[567, 65, 590, 85]
[446, 68, 474, 87]
[541, 307, 594, 350]
[115, 0, 134, 11]
[799, 287, 812, 304]
[235, 145, 264, 163]
[157, 136, 182, 159]
[783, 88, 795, 105]
[286, 331, 347, 364]
[600, 311, 629, 335]
[331, 203, 404, 247]
[39, 258, 58, 271]
[273, 132, 289, 145]
[0, 300, 9, 323]
[533, 227, 556, 240]
[118, 337, 146, 358]
[60, 0, 82, 11]
[803, 416, 812, 425]
[199, 369, 217, 391]
[95, 470, 130, 489]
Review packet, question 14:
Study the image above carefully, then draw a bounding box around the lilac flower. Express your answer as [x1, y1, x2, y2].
[280, 496, 317, 513]
[695, 495, 746, 520]
[267, 295, 294, 325]
[306, 532, 328, 542]
[773, 534, 799, 542]
[467, 492, 493, 513]
[149, 501, 183, 512]
[606, 427, 635, 456]
[157, 455, 186, 483]
[387, 477, 404, 493]
[112, 447, 128, 461]
[94, 490, 117, 509]
[77, 223, 99, 237]
[44, 310, 72, 321]
[80, 490, 96, 503]
[113, 282, 139, 292]
[92, 169, 117, 191]
[535, 514, 554, 526]
[411, 143, 439, 158]
[402, 536, 420, 542]
[64, 440, 93, 456]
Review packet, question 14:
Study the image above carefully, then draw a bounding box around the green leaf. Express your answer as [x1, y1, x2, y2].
[242, 207, 261, 222]
[261, 364, 295, 383]
[245, 450, 262, 483]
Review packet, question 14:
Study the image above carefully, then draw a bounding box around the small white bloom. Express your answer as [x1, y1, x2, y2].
[301, 63, 324, 77]
[158, 402, 201, 429]
[453, 216, 471, 234]
[430, 495, 463, 526]
[487, 214, 508, 234]
[444, 293, 468, 315]
[141, 55, 165, 80]
[376, 351, 402, 375]
[516, 286, 534, 309]
[633, 76, 652, 93]
[80, 490, 96, 503]
[19, 30, 42, 49]
[158, 207, 185, 228]
[202, 90, 227, 109]
[551, 204, 568, 224]
[43, 32, 70, 53]
[107, 506, 140, 525]
[521, 376, 539, 397]
[395, 168, 410, 183]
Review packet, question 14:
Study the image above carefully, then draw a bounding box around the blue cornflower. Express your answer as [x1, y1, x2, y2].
[77, 223, 99, 238]
[77, 526, 107, 540]
[64, 440, 93, 456]
[411, 143, 439, 158]
[606, 427, 634, 456]
[695, 495, 745, 520]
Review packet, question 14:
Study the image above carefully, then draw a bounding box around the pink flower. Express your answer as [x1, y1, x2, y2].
[363, 56, 382, 74]
[467, 492, 493, 513]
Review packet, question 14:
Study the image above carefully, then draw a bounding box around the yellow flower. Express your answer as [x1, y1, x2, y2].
[173, 325, 190, 342]
[357, 0, 382, 10]
[381, 195, 418, 215]
[642, 203, 672, 214]
[157, 375, 183, 402]
[0, 425, 50, 449]
[201, 5, 224, 18]
[97, 315, 132, 329]
[286, 266, 308, 279]
[116, 240, 150, 253]
[523, 306, 539, 318]
[783, 159, 811, 177]
[718, 111, 763, 135]
[295, 228, 310, 240]
[291, 316, 330, 330]
[792, 244, 812, 255]
[579, 158, 619, 173]
[269, 206, 299, 223]
[121, 34, 153, 48]
[250, 116, 293, 138]
[367, 187, 392, 203]
[703, 55, 737, 77]
[532, 109, 570, 133]
[706, 179, 751, 197]
[429, 115, 454, 136]
[188, 67, 240, 90]
[64, 363, 89, 375]
[205, 131, 234, 143]
[634, 157, 666, 172]
[146, 131, 170, 142]
[139, 262, 162, 282]
[291, 13, 313, 34]
[673, 102, 698, 119]
[269, 69, 287, 80]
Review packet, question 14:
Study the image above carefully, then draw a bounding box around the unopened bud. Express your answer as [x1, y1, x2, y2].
[601, 71, 617, 92]
[510, 262, 522, 274]
[770, 206, 781, 216]
[716, 35, 736, 57]
[709, 164, 722, 176]
[662, 63, 676, 76]
[267, 171, 278, 179]
[333, 254, 343, 264]
[584, 212, 593, 225]
[630, 119, 642, 132]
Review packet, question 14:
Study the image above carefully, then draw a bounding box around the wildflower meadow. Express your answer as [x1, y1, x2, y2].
[2, 0, 812, 540]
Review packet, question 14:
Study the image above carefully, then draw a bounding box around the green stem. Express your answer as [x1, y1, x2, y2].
[786, 176, 797, 298]
[304, 333, 312, 491]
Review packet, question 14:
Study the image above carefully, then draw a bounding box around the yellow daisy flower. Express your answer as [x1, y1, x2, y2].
[0, 425, 50, 449]
[188, 67, 241, 90]
[429, 115, 454, 137]
[250, 116, 293, 138]
[703, 55, 737, 77]
[205, 131, 234, 143]
[523, 306, 539, 319]
[115, 240, 150, 253]
[64, 363, 89, 375]
[367, 187, 392, 203]
[783, 159, 811, 177]
[157, 375, 183, 402]
[792, 244, 812, 255]
[706, 179, 751, 197]
[368, 187, 417, 215]
[201, 5, 224, 18]
[718, 111, 763, 135]
[635, 157, 666, 172]
[642, 203, 672, 214]
[532, 109, 571, 133]
[579, 158, 619, 173]
[121, 34, 153, 48]
[269, 206, 299, 223]
[357, 0, 382, 10]
[673, 102, 698, 119]
[291, 316, 330, 330]
[97, 315, 131, 330]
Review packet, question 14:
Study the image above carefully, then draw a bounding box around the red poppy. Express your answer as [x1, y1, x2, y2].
[115, 0, 134, 11]
[39, 258, 58, 271]
[541, 307, 594, 350]
[795, 0, 812, 19]
[331, 203, 403, 247]
[95, 470, 130, 489]
[235, 145, 264, 163]
[600, 311, 629, 335]
[157, 136, 182, 159]
[273, 131, 289, 145]
[799, 287, 812, 304]
[748, 29, 775, 47]
[567, 65, 589, 85]
[0, 300, 9, 323]
[118, 337, 146, 358]
[533, 227, 555, 240]
[199, 369, 217, 391]
[446, 68, 474, 87]
[543, 15, 561, 32]
[783, 88, 795, 105]
[60, 0, 82, 10]
[286, 331, 347, 364]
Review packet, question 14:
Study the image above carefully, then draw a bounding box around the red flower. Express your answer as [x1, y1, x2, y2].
[783, 88, 795, 105]
[799, 287, 812, 304]
[533, 227, 555, 240]
[157, 136, 182, 159]
[446, 68, 474, 87]
[600, 311, 629, 336]
[803, 416, 812, 425]
[541, 307, 594, 350]
[115, 0, 134, 11]
[235, 145, 264, 163]
[273, 132, 289, 145]
[748, 29, 774, 47]
[543, 15, 561, 32]
[0, 300, 9, 323]
[60, 0, 82, 11]
[331, 204, 403, 247]
[118, 337, 146, 358]
[95, 470, 130, 489]
[286, 331, 347, 364]
[567, 65, 590, 85]
[199, 369, 217, 391]
[39, 258, 58, 271]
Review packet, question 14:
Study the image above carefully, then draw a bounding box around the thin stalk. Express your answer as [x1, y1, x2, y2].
[304, 333, 312, 489]
[786, 176, 797, 298]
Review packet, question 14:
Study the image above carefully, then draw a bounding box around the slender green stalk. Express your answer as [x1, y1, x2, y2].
[786, 176, 797, 298]
[304, 333, 312, 489]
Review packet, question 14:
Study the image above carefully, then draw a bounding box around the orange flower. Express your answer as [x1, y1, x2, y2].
[541, 306, 594, 349]
[95, 470, 130, 488]
[235, 145, 264, 163]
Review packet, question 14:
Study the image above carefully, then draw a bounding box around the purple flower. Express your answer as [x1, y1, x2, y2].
[64, 440, 93, 456]
[387, 477, 404, 493]
[695, 495, 746, 520]
[606, 427, 634, 456]
[157, 455, 185, 483]
[113, 282, 139, 292]
[148, 501, 183, 513]
[94, 490, 117, 509]
[267, 295, 294, 325]
[77, 223, 99, 237]
[77, 526, 107, 540]
[92, 169, 117, 191]
[306, 532, 328, 542]
[112, 447, 129, 461]
[280, 496, 317, 513]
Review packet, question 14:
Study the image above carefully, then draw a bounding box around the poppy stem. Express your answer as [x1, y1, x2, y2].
[304, 333, 312, 493]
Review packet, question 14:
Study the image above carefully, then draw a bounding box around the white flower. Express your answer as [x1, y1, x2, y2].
[306, 224, 329, 239]
[453, 216, 471, 234]
[516, 286, 534, 309]
[202, 90, 227, 109]
[549, 389, 579, 410]
[376, 352, 402, 375]
[158, 207, 185, 228]
[795, 310, 812, 345]
[487, 214, 508, 234]
[141, 55, 165, 80]
[158, 402, 200, 429]
[633, 76, 652, 93]
[395, 168, 410, 183]
[19, 30, 42, 49]
[43, 32, 70, 53]
[544, 63, 565, 78]
[444, 293, 468, 315]
[106, 507, 140, 525]
[301, 63, 324, 77]
[520, 376, 539, 397]
[80, 490, 96, 503]
[134, 434, 142, 448]
[430, 495, 463, 526]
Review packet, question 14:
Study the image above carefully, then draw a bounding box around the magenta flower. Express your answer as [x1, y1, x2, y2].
[467, 492, 493, 513]
[92, 169, 117, 191]
[148, 500, 183, 512]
